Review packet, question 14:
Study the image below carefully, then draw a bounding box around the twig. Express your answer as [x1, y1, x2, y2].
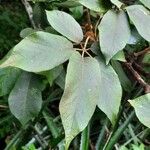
[124, 62, 150, 93]
[83, 37, 90, 51]
[94, 16, 101, 40]
[82, 36, 91, 57]
[0, 105, 8, 109]
[85, 9, 92, 25]
[134, 47, 150, 57]
[142, 63, 150, 67]
[133, 61, 150, 78]
[21, 0, 36, 29]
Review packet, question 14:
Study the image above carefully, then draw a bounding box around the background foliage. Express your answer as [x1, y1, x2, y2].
[0, 0, 150, 150]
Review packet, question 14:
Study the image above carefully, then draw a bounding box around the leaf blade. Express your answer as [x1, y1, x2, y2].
[97, 58, 122, 125]
[46, 10, 83, 43]
[139, 0, 150, 9]
[99, 10, 130, 63]
[78, 0, 101, 12]
[8, 72, 42, 125]
[129, 93, 150, 128]
[110, 0, 123, 8]
[0, 31, 74, 72]
[0, 67, 21, 96]
[59, 52, 100, 148]
[127, 5, 150, 42]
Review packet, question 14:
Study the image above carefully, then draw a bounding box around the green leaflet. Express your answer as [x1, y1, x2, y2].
[110, 0, 123, 8]
[20, 28, 36, 38]
[139, 0, 150, 9]
[46, 10, 83, 43]
[55, 68, 66, 89]
[59, 52, 100, 149]
[143, 53, 150, 63]
[112, 50, 126, 62]
[120, 146, 128, 150]
[0, 67, 21, 96]
[0, 31, 74, 72]
[129, 93, 150, 128]
[132, 144, 145, 150]
[97, 58, 122, 125]
[40, 65, 63, 86]
[78, 0, 110, 12]
[99, 10, 130, 64]
[54, 0, 80, 8]
[78, 0, 101, 12]
[8, 72, 42, 125]
[70, 6, 83, 20]
[127, 5, 150, 42]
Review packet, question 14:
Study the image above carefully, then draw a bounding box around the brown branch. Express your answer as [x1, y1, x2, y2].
[142, 63, 150, 67]
[21, 0, 36, 29]
[134, 47, 150, 57]
[124, 62, 150, 93]
[133, 62, 150, 78]
[125, 51, 150, 79]
[85, 9, 92, 25]
[0, 105, 8, 109]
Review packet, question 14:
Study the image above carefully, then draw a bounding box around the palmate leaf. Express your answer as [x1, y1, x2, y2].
[127, 5, 150, 42]
[59, 52, 100, 149]
[8, 72, 42, 125]
[46, 10, 83, 43]
[60, 53, 122, 149]
[129, 93, 150, 128]
[98, 10, 130, 64]
[0, 31, 74, 72]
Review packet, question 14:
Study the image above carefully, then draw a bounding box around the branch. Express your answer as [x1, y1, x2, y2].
[134, 47, 150, 57]
[21, 0, 36, 29]
[124, 62, 150, 93]
[133, 61, 150, 78]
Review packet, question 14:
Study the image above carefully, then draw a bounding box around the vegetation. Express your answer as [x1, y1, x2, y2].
[0, 0, 150, 150]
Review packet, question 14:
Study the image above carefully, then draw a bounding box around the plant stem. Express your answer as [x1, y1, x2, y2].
[80, 125, 90, 150]
[104, 111, 135, 150]
[124, 62, 150, 93]
[96, 118, 109, 150]
[134, 47, 150, 57]
[4, 128, 25, 150]
[43, 111, 60, 138]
